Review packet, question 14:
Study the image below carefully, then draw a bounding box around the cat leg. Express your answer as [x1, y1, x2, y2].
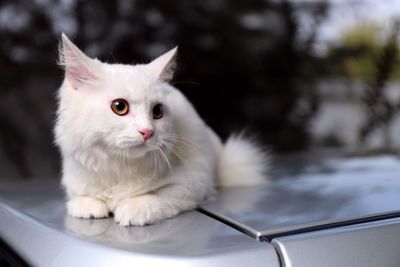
[67, 196, 110, 219]
[114, 185, 198, 226]
[62, 157, 112, 219]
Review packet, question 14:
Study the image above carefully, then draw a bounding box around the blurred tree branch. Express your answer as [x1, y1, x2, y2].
[359, 19, 400, 149]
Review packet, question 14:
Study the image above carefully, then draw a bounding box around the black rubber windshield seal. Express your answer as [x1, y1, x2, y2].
[198, 207, 400, 242]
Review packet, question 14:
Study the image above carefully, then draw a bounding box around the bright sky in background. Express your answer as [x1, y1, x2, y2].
[314, 0, 400, 54]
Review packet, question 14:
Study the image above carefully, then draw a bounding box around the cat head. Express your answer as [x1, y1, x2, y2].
[57, 34, 179, 160]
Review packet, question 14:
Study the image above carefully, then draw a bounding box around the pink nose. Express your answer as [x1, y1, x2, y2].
[138, 129, 154, 141]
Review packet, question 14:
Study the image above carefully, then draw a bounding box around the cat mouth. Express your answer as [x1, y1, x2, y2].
[117, 141, 146, 149]
[116, 139, 152, 150]
[127, 141, 146, 148]
[134, 142, 146, 148]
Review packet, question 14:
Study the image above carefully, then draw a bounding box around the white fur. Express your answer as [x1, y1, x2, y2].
[55, 34, 269, 226]
[217, 135, 269, 187]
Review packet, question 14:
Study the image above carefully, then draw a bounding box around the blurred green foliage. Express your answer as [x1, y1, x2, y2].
[325, 23, 400, 80]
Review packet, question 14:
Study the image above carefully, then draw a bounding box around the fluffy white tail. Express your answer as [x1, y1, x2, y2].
[216, 135, 270, 187]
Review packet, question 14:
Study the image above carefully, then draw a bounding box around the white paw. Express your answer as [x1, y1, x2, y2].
[114, 195, 178, 226]
[67, 197, 110, 219]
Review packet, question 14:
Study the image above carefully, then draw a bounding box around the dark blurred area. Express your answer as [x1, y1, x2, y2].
[1, 0, 400, 179]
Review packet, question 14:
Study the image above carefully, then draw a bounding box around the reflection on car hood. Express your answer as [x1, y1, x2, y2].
[0, 180, 277, 267]
[200, 155, 400, 240]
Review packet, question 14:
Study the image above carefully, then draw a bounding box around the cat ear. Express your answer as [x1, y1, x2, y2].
[147, 47, 178, 82]
[59, 33, 99, 89]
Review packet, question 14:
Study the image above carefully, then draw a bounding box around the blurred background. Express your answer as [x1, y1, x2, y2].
[1, 0, 400, 179]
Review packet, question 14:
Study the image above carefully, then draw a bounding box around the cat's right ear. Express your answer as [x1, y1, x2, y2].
[147, 47, 178, 83]
[59, 33, 99, 89]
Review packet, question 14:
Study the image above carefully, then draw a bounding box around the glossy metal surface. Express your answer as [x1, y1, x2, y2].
[2, 154, 400, 266]
[0, 180, 279, 267]
[200, 155, 400, 240]
[272, 218, 400, 267]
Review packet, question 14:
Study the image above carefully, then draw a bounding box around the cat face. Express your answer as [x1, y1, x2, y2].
[58, 34, 178, 159]
[91, 66, 175, 159]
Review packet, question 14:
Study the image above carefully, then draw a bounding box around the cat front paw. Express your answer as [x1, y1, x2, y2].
[114, 195, 179, 226]
[67, 196, 110, 219]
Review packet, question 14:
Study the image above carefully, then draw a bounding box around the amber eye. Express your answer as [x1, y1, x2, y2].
[111, 99, 129, 116]
[152, 103, 164, 119]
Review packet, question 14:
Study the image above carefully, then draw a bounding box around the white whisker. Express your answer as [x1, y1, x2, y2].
[163, 142, 193, 177]
[151, 151, 158, 178]
[161, 134, 199, 151]
[113, 148, 122, 174]
[123, 147, 128, 169]
[158, 147, 173, 176]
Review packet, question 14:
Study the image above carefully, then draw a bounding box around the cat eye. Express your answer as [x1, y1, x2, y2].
[111, 99, 129, 116]
[152, 103, 164, 119]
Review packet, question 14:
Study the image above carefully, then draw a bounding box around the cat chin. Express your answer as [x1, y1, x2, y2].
[112, 145, 159, 161]
[114, 138, 160, 150]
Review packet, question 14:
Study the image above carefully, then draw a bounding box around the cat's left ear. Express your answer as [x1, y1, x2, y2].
[147, 47, 177, 82]
[59, 33, 99, 89]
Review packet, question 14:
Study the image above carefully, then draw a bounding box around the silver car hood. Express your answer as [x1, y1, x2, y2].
[0, 180, 278, 267]
[1, 154, 400, 266]
[200, 155, 400, 240]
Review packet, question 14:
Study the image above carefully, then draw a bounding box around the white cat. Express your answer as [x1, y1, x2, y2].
[55, 33, 269, 226]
